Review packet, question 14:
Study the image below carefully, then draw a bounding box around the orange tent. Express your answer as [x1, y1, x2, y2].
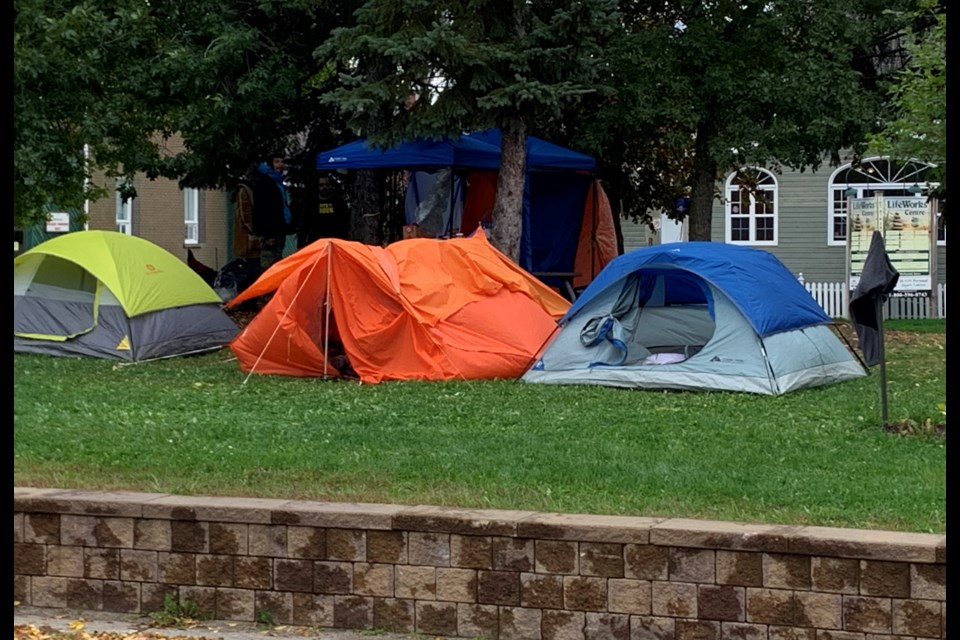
[226, 230, 570, 382]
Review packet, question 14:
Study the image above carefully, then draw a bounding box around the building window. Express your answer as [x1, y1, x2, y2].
[184, 188, 200, 245]
[115, 181, 133, 235]
[724, 168, 777, 245]
[828, 158, 938, 246]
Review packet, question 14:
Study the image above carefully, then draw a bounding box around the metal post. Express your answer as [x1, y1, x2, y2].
[876, 295, 889, 426]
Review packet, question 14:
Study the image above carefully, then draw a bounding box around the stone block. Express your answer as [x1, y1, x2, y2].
[629, 615, 674, 640]
[717, 551, 762, 587]
[911, 563, 945, 600]
[84, 548, 120, 579]
[719, 621, 766, 640]
[397, 504, 532, 536]
[31, 576, 68, 608]
[60, 515, 97, 546]
[332, 595, 373, 629]
[585, 611, 630, 639]
[14, 512, 24, 544]
[521, 572, 564, 609]
[543, 608, 585, 640]
[451, 534, 492, 569]
[395, 565, 436, 599]
[458, 603, 500, 640]
[234, 556, 272, 590]
[291, 592, 334, 627]
[46, 546, 84, 578]
[366, 530, 406, 564]
[180, 585, 216, 616]
[409, 531, 451, 566]
[274, 558, 314, 593]
[134, 519, 171, 551]
[746, 588, 800, 625]
[215, 587, 255, 621]
[353, 563, 394, 597]
[140, 583, 177, 614]
[326, 528, 365, 561]
[766, 625, 815, 640]
[608, 578, 652, 615]
[24, 513, 60, 544]
[120, 549, 157, 582]
[669, 548, 715, 583]
[255, 590, 293, 625]
[892, 598, 941, 637]
[478, 569, 520, 606]
[313, 560, 352, 594]
[650, 519, 794, 552]
[625, 545, 669, 580]
[248, 524, 287, 558]
[416, 600, 459, 636]
[698, 585, 744, 622]
[520, 512, 658, 543]
[763, 553, 811, 589]
[499, 606, 543, 640]
[652, 580, 698, 618]
[860, 561, 910, 598]
[537, 540, 579, 575]
[209, 522, 247, 555]
[564, 575, 607, 611]
[788, 527, 939, 563]
[794, 591, 842, 629]
[288, 526, 326, 559]
[676, 619, 720, 640]
[66, 577, 103, 610]
[102, 580, 140, 613]
[436, 567, 477, 602]
[94, 517, 134, 548]
[272, 501, 397, 530]
[581, 542, 625, 577]
[842, 595, 892, 633]
[811, 556, 859, 594]
[157, 552, 196, 585]
[373, 597, 414, 633]
[170, 520, 208, 553]
[494, 536, 535, 572]
[196, 554, 234, 587]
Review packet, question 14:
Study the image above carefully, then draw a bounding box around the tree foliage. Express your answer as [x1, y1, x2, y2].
[318, 0, 620, 260]
[546, 0, 916, 240]
[865, 1, 946, 196]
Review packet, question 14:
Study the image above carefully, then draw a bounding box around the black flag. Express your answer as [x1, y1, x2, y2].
[849, 231, 900, 366]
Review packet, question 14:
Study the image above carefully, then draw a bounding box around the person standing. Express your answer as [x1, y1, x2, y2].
[252, 153, 293, 270]
[298, 173, 351, 248]
[232, 164, 261, 262]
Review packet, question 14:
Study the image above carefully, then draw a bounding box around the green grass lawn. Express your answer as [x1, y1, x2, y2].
[14, 319, 945, 534]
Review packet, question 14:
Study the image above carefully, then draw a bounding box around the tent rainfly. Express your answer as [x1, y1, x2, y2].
[226, 230, 570, 383]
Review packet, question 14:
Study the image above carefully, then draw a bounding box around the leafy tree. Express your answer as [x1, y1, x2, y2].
[319, 0, 620, 262]
[14, 0, 358, 229]
[548, 0, 915, 240]
[866, 1, 946, 197]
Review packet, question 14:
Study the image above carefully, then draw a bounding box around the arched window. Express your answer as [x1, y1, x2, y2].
[724, 168, 777, 246]
[827, 158, 939, 246]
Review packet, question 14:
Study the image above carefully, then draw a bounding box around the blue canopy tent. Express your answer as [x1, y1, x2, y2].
[315, 130, 614, 286]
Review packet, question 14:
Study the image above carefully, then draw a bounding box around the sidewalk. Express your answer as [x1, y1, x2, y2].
[13, 605, 443, 640]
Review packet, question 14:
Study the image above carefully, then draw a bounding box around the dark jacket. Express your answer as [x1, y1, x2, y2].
[251, 170, 290, 239]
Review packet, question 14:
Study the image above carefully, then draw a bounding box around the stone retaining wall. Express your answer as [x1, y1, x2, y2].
[14, 488, 946, 639]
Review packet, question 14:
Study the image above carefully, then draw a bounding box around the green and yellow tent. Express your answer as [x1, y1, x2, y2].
[14, 231, 238, 361]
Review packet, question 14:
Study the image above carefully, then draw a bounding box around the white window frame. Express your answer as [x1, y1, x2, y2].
[827, 157, 940, 247]
[115, 181, 133, 235]
[184, 188, 200, 245]
[724, 168, 778, 246]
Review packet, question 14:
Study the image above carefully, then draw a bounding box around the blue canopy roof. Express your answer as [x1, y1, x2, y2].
[316, 129, 596, 172]
[565, 242, 831, 337]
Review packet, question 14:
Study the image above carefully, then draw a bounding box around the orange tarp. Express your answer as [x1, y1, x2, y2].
[573, 180, 619, 289]
[227, 230, 570, 382]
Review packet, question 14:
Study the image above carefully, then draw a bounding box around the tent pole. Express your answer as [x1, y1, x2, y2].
[876, 296, 889, 426]
[323, 241, 332, 379]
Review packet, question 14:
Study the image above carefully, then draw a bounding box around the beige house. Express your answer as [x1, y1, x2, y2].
[84, 136, 232, 272]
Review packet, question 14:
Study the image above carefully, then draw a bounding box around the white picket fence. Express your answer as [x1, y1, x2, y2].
[799, 279, 946, 320]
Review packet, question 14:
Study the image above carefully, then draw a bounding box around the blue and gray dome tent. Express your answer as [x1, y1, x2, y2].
[523, 242, 866, 395]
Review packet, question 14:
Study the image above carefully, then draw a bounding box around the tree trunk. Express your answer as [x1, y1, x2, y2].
[687, 122, 719, 241]
[350, 170, 381, 245]
[489, 124, 527, 263]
